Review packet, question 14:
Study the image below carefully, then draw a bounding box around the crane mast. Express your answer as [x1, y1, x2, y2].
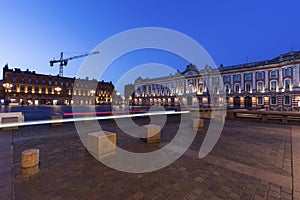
[50, 51, 99, 77]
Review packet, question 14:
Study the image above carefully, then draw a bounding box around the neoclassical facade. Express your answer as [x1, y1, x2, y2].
[131, 51, 300, 111]
[1, 65, 114, 105]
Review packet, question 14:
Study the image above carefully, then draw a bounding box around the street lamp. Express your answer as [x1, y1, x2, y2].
[90, 90, 95, 96]
[3, 83, 13, 92]
[54, 87, 62, 94]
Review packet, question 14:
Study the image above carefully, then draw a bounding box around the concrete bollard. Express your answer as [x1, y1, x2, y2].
[193, 118, 204, 130]
[87, 131, 116, 158]
[50, 115, 63, 126]
[142, 124, 161, 144]
[21, 149, 39, 176]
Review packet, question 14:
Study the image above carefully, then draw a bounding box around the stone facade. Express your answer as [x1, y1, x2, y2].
[1, 65, 114, 105]
[131, 51, 300, 111]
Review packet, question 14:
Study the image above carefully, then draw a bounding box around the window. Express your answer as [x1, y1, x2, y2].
[257, 82, 264, 92]
[66, 82, 69, 87]
[270, 71, 277, 78]
[42, 87, 46, 93]
[213, 77, 218, 84]
[270, 81, 277, 91]
[61, 82, 64, 86]
[55, 81, 58, 86]
[28, 86, 32, 92]
[48, 88, 52, 93]
[245, 82, 251, 92]
[20, 78, 25, 83]
[225, 84, 230, 93]
[234, 75, 240, 82]
[12, 85, 16, 91]
[271, 96, 277, 105]
[42, 80, 46, 85]
[49, 80, 52, 85]
[28, 79, 32, 84]
[199, 85, 203, 93]
[213, 85, 218, 93]
[20, 85, 25, 92]
[35, 79, 39, 84]
[245, 73, 251, 81]
[223, 75, 230, 82]
[257, 97, 263, 105]
[257, 72, 264, 79]
[285, 79, 291, 90]
[234, 84, 240, 92]
[35, 87, 39, 93]
[284, 68, 291, 77]
[284, 96, 290, 105]
[12, 77, 17, 82]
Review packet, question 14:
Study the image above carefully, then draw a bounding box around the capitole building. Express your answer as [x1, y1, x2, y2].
[0, 64, 114, 105]
[130, 51, 300, 111]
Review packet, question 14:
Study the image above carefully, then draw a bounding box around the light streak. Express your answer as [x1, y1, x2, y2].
[0, 110, 189, 128]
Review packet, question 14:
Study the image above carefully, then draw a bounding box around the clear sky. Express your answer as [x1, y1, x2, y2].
[1, 1, 300, 94]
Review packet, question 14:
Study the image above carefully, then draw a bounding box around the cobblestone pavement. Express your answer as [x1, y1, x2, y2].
[1, 114, 299, 199]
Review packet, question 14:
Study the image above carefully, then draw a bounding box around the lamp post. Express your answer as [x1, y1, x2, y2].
[2, 83, 13, 104]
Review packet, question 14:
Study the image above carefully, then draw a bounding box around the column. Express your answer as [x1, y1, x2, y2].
[279, 68, 283, 90]
[252, 71, 256, 92]
[264, 70, 269, 92]
[293, 65, 300, 90]
[241, 73, 244, 92]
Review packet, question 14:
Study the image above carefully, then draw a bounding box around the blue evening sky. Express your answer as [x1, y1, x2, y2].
[1, 1, 299, 94]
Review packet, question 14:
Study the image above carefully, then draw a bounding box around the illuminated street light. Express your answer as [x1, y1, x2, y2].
[54, 87, 62, 94]
[3, 83, 13, 91]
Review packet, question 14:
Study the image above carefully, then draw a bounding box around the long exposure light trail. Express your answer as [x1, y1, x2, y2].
[0, 110, 190, 128]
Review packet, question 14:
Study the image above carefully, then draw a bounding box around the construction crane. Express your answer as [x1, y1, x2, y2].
[50, 51, 100, 77]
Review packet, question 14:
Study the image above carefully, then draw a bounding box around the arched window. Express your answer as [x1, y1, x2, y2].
[257, 82, 264, 92]
[234, 84, 240, 93]
[284, 79, 291, 90]
[270, 80, 277, 91]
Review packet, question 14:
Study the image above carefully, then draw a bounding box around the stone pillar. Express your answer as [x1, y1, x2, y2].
[252, 71, 256, 93]
[264, 70, 269, 92]
[241, 73, 244, 92]
[279, 68, 283, 90]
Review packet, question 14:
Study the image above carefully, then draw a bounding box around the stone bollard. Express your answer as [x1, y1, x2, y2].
[50, 115, 63, 126]
[142, 124, 161, 144]
[87, 131, 116, 158]
[21, 149, 39, 176]
[1, 117, 19, 131]
[193, 118, 204, 130]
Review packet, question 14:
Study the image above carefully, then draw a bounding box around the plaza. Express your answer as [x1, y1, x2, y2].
[1, 115, 299, 199]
